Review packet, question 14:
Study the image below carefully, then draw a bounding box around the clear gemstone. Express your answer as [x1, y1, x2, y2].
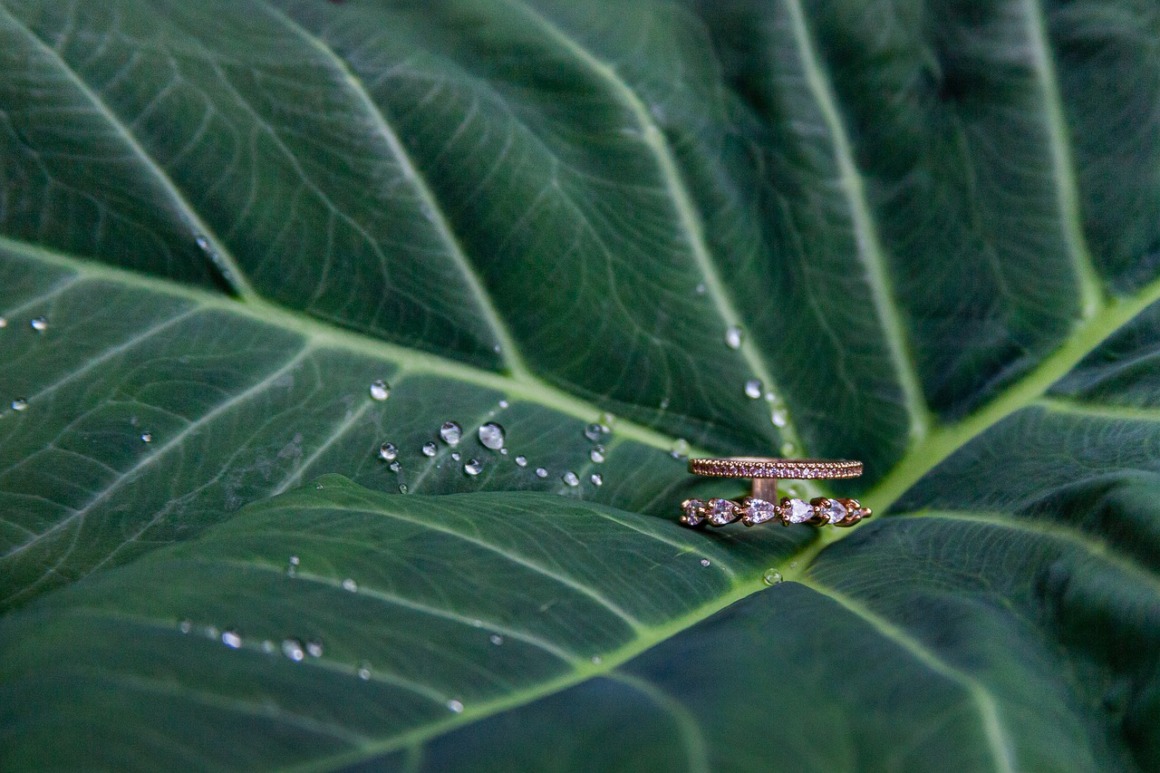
[820, 499, 848, 524]
[706, 498, 738, 526]
[784, 499, 815, 524]
[742, 498, 778, 525]
[680, 499, 705, 527]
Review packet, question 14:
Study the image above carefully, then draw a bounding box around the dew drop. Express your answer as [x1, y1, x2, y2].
[659, 397, 671, 410]
[357, 662, 372, 680]
[179, 619, 193, 634]
[30, 316, 48, 333]
[205, 626, 220, 640]
[771, 408, 788, 428]
[281, 638, 306, 662]
[591, 655, 603, 665]
[140, 432, 153, 443]
[514, 455, 528, 467]
[745, 379, 763, 399]
[590, 473, 603, 487]
[195, 234, 211, 251]
[342, 578, 358, 592]
[399, 484, 409, 494]
[695, 282, 706, 295]
[489, 634, 504, 646]
[447, 699, 465, 714]
[725, 325, 743, 350]
[378, 442, 398, 462]
[478, 422, 506, 450]
[583, 423, 604, 442]
[464, 458, 483, 476]
[389, 461, 401, 473]
[599, 412, 616, 431]
[262, 640, 276, 654]
[670, 438, 690, 459]
[422, 442, 437, 457]
[500, 448, 509, 455]
[498, 399, 510, 409]
[11, 398, 27, 412]
[439, 421, 462, 446]
[0, 317, 7, 328]
[780, 442, 797, 456]
[451, 452, 461, 461]
[762, 569, 784, 586]
[562, 471, 580, 487]
[369, 379, 390, 401]
[221, 630, 242, 649]
[287, 555, 299, 578]
[306, 639, 324, 658]
[700, 558, 711, 567]
[534, 467, 549, 479]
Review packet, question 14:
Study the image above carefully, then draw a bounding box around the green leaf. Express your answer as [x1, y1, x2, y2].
[1, 0, 1158, 769]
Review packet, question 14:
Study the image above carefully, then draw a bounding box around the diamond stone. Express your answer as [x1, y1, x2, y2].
[680, 499, 705, 527]
[741, 498, 778, 526]
[820, 498, 848, 524]
[706, 498, 739, 526]
[784, 498, 815, 524]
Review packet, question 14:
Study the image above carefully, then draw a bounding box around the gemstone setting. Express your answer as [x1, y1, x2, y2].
[783, 498, 815, 524]
[741, 497, 779, 526]
[680, 499, 706, 527]
[705, 498, 739, 526]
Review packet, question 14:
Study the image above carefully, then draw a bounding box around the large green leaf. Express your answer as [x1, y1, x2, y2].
[1, 0, 1158, 769]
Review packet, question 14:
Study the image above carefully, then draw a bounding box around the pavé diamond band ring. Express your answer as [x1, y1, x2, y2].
[680, 457, 871, 529]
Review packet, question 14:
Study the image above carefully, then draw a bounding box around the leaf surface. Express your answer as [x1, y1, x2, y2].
[1, 0, 1159, 769]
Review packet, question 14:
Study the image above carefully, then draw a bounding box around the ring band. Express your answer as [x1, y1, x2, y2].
[687, 457, 862, 479]
[681, 457, 870, 529]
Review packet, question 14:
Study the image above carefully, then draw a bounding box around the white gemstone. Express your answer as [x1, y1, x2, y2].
[681, 499, 705, 526]
[784, 499, 815, 524]
[822, 499, 848, 524]
[742, 498, 778, 525]
[706, 498, 738, 526]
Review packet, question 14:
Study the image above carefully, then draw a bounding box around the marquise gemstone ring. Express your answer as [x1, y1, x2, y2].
[680, 457, 871, 529]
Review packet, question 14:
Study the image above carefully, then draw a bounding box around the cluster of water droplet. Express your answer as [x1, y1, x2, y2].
[2, 315, 49, 416]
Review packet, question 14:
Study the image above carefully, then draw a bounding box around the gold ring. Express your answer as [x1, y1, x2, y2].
[680, 457, 871, 529]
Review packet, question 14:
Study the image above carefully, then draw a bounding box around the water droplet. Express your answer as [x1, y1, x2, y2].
[369, 379, 390, 401]
[422, 442, 438, 457]
[306, 639, 324, 658]
[500, 448, 509, 455]
[451, 452, 461, 461]
[286, 555, 299, 577]
[387, 460, 402, 473]
[489, 634, 504, 646]
[591, 655, 603, 665]
[398, 484, 409, 494]
[700, 558, 711, 567]
[357, 662, 372, 680]
[0, 317, 7, 328]
[745, 379, 763, 399]
[140, 432, 153, 443]
[659, 398, 671, 410]
[471, 619, 483, 627]
[599, 412, 616, 430]
[342, 578, 358, 592]
[378, 442, 398, 461]
[289, 555, 300, 566]
[221, 630, 242, 649]
[534, 467, 548, 478]
[514, 455, 528, 467]
[695, 283, 706, 295]
[498, 399, 510, 409]
[562, 471, 580, 487]
[195, 235, 211, 251]
[30, 316, 48, 333]
[282, 638, 305, 662]
[205, 626, 220, 640]
[725, 325, 743, 350]
[590, 473, 603, 487]
[762, 569, 783, 586]
[583, 423, 604, 442]
[439, 421, 462, 446]
[670, 438, 690, 459]
[447, 699, 465, 714]
[10, 398, 27, 412]
[464, 458, 483, 476]
[179, 619, 193, 634]
[262, 640, 276, 654]
[589, 446, 606, 464]
[771, 408, 788, 428]
[478, 422, 505, 450]
[781, 442, 797, 456]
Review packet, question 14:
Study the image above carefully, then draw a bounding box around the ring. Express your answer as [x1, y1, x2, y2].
[680, 457, 871, 529]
